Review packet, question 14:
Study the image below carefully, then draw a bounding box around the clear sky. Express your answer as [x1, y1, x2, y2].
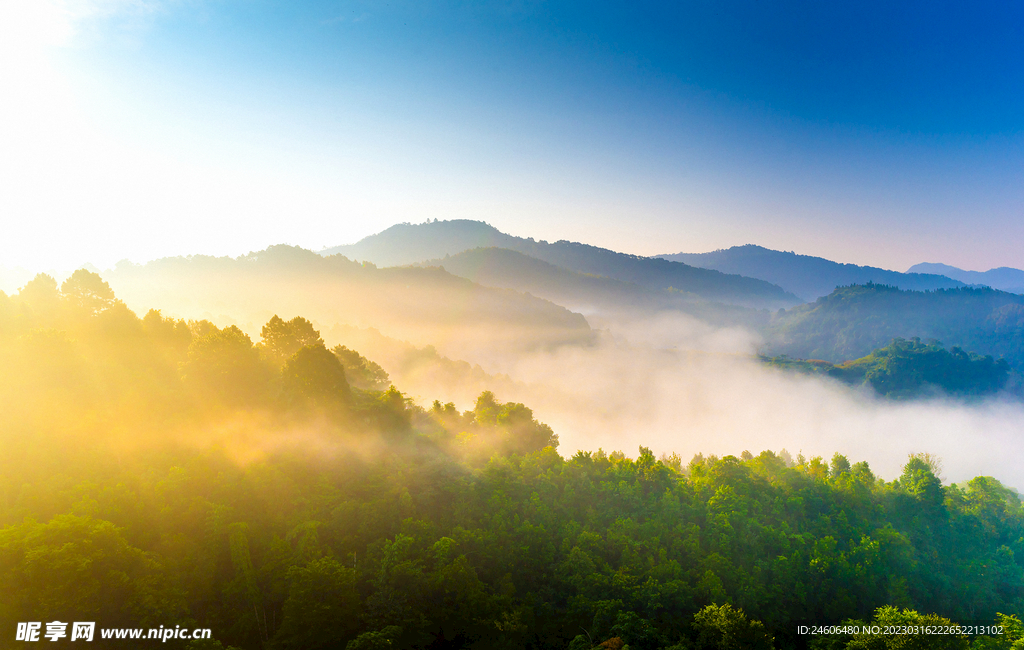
[2, 0, 1022, 274]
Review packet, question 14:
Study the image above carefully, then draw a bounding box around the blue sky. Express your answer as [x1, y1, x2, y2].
[1, 0, 1022, 273]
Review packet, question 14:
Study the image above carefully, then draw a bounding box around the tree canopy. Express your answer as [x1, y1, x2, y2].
[0, 272, 1021, 650]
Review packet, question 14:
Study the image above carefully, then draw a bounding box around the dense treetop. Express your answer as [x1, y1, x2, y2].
[763, 337, 1013, 399]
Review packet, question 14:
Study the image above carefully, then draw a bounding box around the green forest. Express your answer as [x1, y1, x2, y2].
[762, 338, 1013, 399]
[2, 271, 1023, 649]
[768, 284, 1024, 368]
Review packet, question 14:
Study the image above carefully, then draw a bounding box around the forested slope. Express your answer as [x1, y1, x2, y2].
[1, 272, 1021, 649]
[762, 338, 1012, 399]
[768, 284, 1024, 368]
[105, 244, 593, 362]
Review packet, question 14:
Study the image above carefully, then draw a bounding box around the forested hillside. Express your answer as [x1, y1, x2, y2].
[762, 338, 1012, 399]
[105, 244, 593, 363]
[1, 272, 1022, 649]
[325, 221, 800, 309]
[768, 284, 1024, 368]
[661, 245, 965, 301]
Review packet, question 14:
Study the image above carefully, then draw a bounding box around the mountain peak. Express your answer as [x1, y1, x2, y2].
[322, 220, 516, 268]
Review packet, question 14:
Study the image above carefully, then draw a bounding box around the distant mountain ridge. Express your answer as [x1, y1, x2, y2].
[323, 220, 801, 309]
[659, 244, 966, 301]
[418, 247, 770, 329]
[418, 247, 646, 310]
[909, 262, 1024, 294]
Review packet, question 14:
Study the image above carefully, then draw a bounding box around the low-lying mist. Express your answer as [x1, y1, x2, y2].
[50, 254, 1024, 489]
[354, 309, 1024, 488]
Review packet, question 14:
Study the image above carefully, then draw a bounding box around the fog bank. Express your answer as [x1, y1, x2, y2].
[375, 310, 1024, 488]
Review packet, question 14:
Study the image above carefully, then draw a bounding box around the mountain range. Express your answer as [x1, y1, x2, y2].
[659, 244, 967, 301]
[61, 221, 1024, 383]
[909, 263, 1024, 294]
[324, 220, 800, 309]
[416, 247, 769, 329]
[318, 221, 1024, 372]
